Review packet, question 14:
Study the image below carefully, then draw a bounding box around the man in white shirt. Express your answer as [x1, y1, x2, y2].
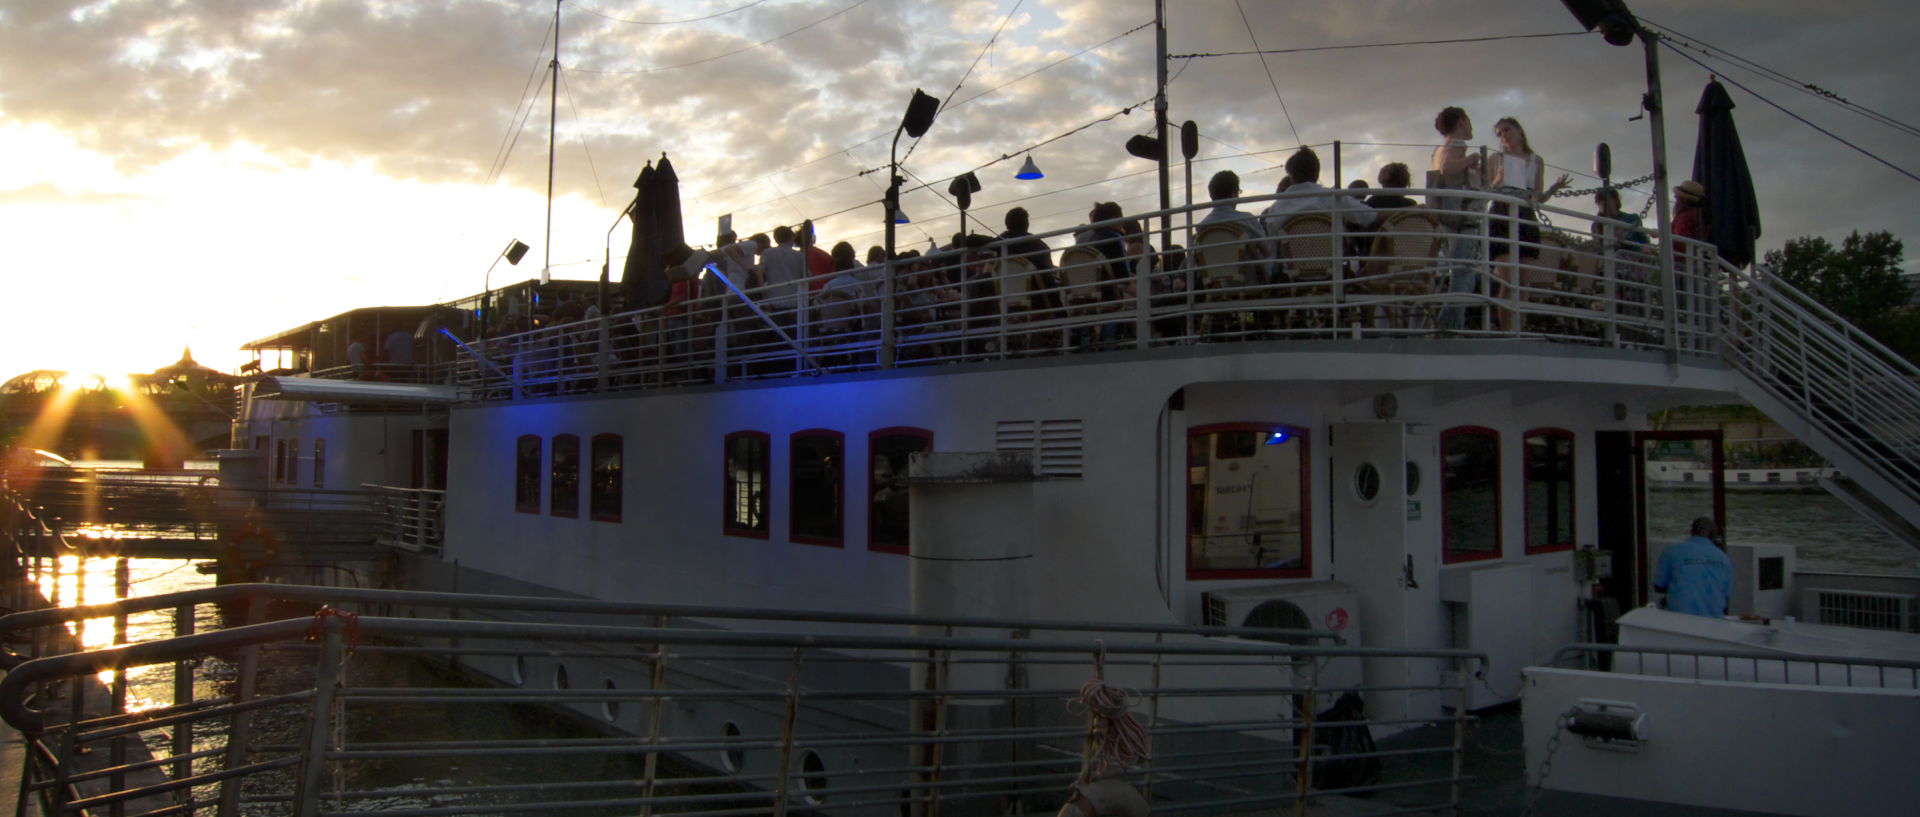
[1260, 147, 1377, 236]
[757, 224, 806, 317]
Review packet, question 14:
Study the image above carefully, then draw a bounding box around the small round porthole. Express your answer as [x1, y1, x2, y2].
[554, 663, 570, 690]
[720, 722, 745, 774]
[601, 679, 619, 722]
[1352, 462, 1381, 503]
[1406, 461, 1422, 495]
[799, 750, 828, 804]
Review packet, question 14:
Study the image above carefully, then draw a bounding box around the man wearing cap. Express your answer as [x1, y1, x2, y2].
[1672, 180, 1708, 242]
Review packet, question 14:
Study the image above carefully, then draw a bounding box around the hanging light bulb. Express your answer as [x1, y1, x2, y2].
[1015, 155, 1044, 180]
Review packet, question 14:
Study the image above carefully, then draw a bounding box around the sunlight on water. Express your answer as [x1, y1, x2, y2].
[35, 555, 219, 708]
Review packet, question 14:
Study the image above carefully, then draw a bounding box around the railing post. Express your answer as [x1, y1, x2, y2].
[596, 315, 611, 393]
[880, 259, 898, 368]
[770, 648, 804, 817]
[171, 603, 195, 808]
[110, 558, 129, 817]
[1145, 632, 1164, 803]
[640, 615, 669, 817]
[293, 617, 345, 817]
[1293, 661, 1318, 817]
[219, 598, 265, 817]
[1450, 657, 1472, 813]
[1134, 243, 1151, 349]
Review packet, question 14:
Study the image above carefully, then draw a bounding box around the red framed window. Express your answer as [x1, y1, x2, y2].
[868, 427, 932, 554]
[1442, 426, 1502, 563]
[550, 434, 580, 518]
[590, 433, 623, 522]
[1524, 428, 1576, 553]
[790, 430, 844, 547]
[514, 435, 542, 514]
[723, 431, 771, 538]
[1186, 423, 1312, 580]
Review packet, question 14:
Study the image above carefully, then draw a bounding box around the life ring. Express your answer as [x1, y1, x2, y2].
[224, 524, 280, 573]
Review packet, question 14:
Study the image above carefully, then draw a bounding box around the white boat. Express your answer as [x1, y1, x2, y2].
[203, 5, 1920, 814]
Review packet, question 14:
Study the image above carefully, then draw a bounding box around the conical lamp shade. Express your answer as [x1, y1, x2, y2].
[1015, 155, 1044, 180]
[892, 207, 911, 224]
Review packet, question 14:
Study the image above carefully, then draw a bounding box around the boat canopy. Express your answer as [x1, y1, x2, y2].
[252, 376, 457, 405]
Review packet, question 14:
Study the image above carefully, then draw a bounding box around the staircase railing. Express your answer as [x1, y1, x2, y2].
[1717, 260, 1920, 516]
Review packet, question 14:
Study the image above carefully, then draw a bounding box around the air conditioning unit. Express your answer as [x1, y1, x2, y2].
[1801, 588, 1918, 633]
[1201, 581, 1363, 706]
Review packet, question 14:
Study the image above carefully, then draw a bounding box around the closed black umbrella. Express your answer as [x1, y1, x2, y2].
[621, 161, 659, 308]
[653, 154, 685, 260]
[1691, 79, 1762, 268]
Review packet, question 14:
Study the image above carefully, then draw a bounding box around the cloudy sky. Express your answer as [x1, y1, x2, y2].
[2, 0, 1915, 379]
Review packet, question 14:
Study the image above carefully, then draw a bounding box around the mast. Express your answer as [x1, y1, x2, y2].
[545, 0, 561, 284]
[1154, 0, 1171, 259]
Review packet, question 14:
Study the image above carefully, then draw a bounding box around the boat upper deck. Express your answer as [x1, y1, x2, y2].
[254, 187, 1758, 403]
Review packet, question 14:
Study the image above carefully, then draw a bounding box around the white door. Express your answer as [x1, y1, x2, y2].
[1331, 422, 1412, 721]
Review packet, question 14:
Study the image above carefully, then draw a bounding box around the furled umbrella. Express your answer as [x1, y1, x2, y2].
[1691, 79, 1762, 268]
[652, 153, 686, 262]
[620, 161, 659, 308]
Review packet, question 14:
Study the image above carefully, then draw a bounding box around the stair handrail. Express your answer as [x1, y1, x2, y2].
[1717, 259, 1920, 506]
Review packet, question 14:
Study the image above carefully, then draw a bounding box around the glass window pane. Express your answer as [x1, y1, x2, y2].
[1443, 428, 1501, 559]
[515, 435, 541, 513]
[551, 435, 580, 518]
[791, 432, 843, 545]
[1525, 431, 1574, 551]
[725, 433, 769, 534]
[1188, 425, 1308, 576]
[870, 430, 931, 552]
[590, 434, 622, 522]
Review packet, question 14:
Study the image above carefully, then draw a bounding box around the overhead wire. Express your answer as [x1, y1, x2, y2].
[567, 0, 875, 75]
[1169, 30, 1588, 60]
[901, 0, 1027, 168]
[485, 18, 557, 186]
[1234, 0, 1300, 147]
[558, 67, 609, 208]
[1640, 18, 1920, 141]
[1658, 42, 1920, 183]
[568, 0, 770, 25]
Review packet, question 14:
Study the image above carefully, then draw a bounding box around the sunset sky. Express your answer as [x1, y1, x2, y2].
[2, 0, 1915, 381]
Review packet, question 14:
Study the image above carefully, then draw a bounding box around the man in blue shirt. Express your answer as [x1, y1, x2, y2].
[1654, 517, 1732, 618]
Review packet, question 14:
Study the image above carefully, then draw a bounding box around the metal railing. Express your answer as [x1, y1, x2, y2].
[1719, 262, 1920, 513]
[363, 484, 444, 554]
[418, 188, 1722, 399]
[1550, 642, 1920, 689]
[0, 584, 1484, 817]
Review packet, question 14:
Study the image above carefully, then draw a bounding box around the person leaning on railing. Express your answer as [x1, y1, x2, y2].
[1432, 106, 1485, 331]
[1485, 117, 1570, 332]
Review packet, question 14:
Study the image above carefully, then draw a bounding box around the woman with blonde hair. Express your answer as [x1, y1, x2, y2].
[1485, 117, 1570, 331]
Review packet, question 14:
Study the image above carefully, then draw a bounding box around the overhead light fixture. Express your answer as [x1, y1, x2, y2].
[901, 89, 941, 139]
[1015, 155, 1044, 180]
[1560, 0, 1638, 47]
[1125, 134, 1165, 162]
[892, 207, 911, 224]
[505, 240, 530, 266]
[1266, 430, 1292, 446]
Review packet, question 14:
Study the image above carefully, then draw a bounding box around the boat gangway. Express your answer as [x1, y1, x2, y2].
[2, 474, 389, 565]
[0, 582, 1487, 817]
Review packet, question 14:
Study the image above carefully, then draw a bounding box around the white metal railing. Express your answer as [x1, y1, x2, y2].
[364, 484, 445, 554]
[0, 585, 1484, 817]
[1719, 261, 1920, 511]
[422, 188, 1721, 398]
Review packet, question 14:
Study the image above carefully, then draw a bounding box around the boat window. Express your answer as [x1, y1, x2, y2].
[1186, 423, 1311, 579]
[515, 435, 541, 514]
[590, 433, 622, 522]
[1442, 426, 1502, 563]
[274, 439, 288, 484]
[551, 434, 580, 518]
[869, 428, 932, 554]
[312, 438, 326, 489]
[1524, 428, 1575, 553]
[724, 431, 771, 538]
[791, 430, 844, 547]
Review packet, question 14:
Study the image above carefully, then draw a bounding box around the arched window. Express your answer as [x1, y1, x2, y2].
[869, 428, 932, 554]
[550, 434, 580, 518]
[515, 435, 542, 514]
[1186, 423, 1312, 579]
[1442, 426, 1502, 563]
[1524, 428, 1575, 553]
[723, 431, 771, 538]
[590, 434, 623, 523]
[790, 430, 844, 547]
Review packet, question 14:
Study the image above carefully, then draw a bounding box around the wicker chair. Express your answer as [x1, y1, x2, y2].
[1277, 214, 1338, 328]
[1361, 210, 1444, 327]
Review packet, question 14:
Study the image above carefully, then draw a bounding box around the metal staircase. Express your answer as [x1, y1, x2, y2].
[1718, 260, 1920, 548]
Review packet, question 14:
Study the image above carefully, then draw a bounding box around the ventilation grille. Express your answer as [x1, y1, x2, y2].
[995, 419, 1083, 478]
[1804, 589, 1917, 633]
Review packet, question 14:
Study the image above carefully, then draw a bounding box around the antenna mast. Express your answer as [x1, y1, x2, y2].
[545, 0, 561, 283]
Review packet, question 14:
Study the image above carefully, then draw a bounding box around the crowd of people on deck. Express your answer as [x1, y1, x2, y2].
[503, 103, 1720, 363]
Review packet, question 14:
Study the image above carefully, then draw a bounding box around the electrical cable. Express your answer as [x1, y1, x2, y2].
[558, 68, 609, 208]
[485, 19, 557, 187]
[568, 0, 770, 26]
[900, 0, 1026, 169]
[1660, 41, 1920, 183]
[568, 0, 874, 75]
[1169, 30, 1589, 59]
[1235, 0, 1301, 148]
